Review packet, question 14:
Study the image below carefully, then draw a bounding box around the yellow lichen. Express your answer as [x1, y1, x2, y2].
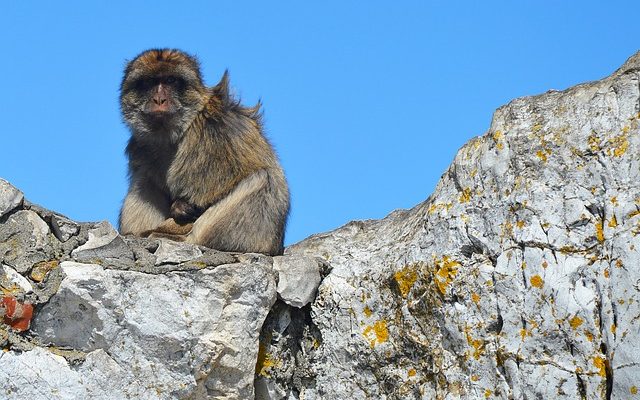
[394, 266, 418, 298]
[530, 275, 544, 289]
[520, 329, 528, 340]
[459, 188, 472, 203]
[484, 389, 492, 398]
[610, 134, 629, 157]
[585, 330, 594, 342]
[471, 374, 480, 382]
[516, 220, 525, 228]
[471, 292, 480, 305]
[610, 196, 618, 205]
[435, 256, 460, 295]
[535, 150, 548, 162]
[595, 219, 605, 242]
[611, 324, 616, 334]
[609, 215, 618, 228]
[631, 386, 638, 395]
[593, 356, 607, 377]
[408, 369, 416, 377]
[363, 320, 389, 348]
[363, 305, 372, 317]
[532, 124, 543, 133]
[569, 316, 584, 329]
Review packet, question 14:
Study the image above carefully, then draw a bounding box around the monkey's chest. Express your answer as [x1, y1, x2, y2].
[165, 155, 238, 206]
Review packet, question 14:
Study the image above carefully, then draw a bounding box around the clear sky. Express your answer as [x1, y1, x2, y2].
[1, 2, 639, 245]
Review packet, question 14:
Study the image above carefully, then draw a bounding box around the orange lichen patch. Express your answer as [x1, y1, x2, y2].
[496, 142, 504, 150]
[408, 369, 416, 377]
[629, 210, 640, 219]
[608, 215, 618, 228]
[611, 324, 617, 334]
[471, 374, 480, 382]
[465, 328, 485, 359]
[460, 188, 472, 203]
[610, 196, 618, 205]
[569, 316, 584, 329]
[530, 275, 544, 289]
[588, 133, 601, 152]
[604, 268, 610, 279]
[484, 389, 492, 398]
[363, 320, 389, 348]
[593, 356, 607, 377]
[542, 261, 548, 269]
[516, 220, 525, 228]
[615, 259, 623, 268]
[30, 260, 59, 283]
[434, 256, 460, 295]
[493, 130, 504, 141]
[520, 329, 529, 340]
[595, 219, 605, 242]
[631, 386, 638, 395]
[256, 350, 281, 377]
[535, 150, 548, 162]
[1, 296, 34, 332]
[471, 292, 480, 305]
[394, 266, 418, 298]
[610, 134, 629, 157]
[363, 305, 373, 317]
[585, 330, 594, 342]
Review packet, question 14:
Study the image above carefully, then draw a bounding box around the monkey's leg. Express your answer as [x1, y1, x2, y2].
[119, 179, 171, 235]
[145, 218, 194, 241]
[187, 169, 287, 255]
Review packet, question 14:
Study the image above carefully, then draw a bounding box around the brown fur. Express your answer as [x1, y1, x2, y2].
[119, 49, 289, 255]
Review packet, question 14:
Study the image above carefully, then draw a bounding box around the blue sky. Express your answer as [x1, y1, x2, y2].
[1, 2, 639, 245]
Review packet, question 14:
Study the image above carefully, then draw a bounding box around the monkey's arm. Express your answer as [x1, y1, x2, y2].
[144, 218, 194, 241]
[170, 199, 206, 224]
[119, 179, 171, 235]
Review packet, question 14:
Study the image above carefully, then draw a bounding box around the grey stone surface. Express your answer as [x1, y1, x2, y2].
[273, 255, 321, 308]
[0, 178, 23, 218]
[71, 221, 134, 267]
[27, 260, 277, 399]
[0, 210, 55, 273]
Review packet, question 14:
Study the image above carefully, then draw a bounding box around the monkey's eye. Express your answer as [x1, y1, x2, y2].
[165, 76, 177, 84]
[134, 79, 153, 90]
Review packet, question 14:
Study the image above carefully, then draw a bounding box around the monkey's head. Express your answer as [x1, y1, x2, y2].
[120, 49, 208, 142]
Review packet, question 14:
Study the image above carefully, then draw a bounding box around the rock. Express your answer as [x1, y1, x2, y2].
[154, 239, 203, 265]
[50, 214, 80, 242]
[71, 221, 134, 267]
[272, 255, 321, 308]
[1, 264, 33, 295]
[0, 210, 55, 273]
[31, 260, 277, 399]
[0, 178, 23, 218]
[258, 53, 640, 399]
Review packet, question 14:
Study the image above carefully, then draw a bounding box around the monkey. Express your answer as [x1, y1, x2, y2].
[118, 49, 290, 256]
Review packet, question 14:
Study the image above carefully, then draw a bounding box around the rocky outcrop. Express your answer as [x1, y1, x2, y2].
[0, 184, 322, 400]
[3, 52, 640, 400]
[258, 53, 640, 399]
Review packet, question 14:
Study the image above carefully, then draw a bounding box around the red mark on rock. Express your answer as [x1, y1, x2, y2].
[1, 296, 34, 332]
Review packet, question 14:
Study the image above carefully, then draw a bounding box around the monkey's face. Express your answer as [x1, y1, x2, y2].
[120, 49, 207, 142]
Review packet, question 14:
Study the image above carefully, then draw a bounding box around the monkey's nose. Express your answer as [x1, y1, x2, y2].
[153, 96, 167, 105]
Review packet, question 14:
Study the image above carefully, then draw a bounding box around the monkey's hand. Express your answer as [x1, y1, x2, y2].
[142, 218, 194, 241]
[170, 199, 206, 224]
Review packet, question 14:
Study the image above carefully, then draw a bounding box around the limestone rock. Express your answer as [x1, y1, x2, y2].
[272, 255, 322, 308]
[258, 52, 640, 399]
[0, 178, 23, 217]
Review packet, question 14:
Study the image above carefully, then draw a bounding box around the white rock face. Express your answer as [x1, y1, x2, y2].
[272, 255, 321, 308]
[23, 260, 277, 399]
[257, 53, 640, 399]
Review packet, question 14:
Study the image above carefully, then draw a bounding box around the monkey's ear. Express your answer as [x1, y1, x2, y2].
[212, 70, 230, 99]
